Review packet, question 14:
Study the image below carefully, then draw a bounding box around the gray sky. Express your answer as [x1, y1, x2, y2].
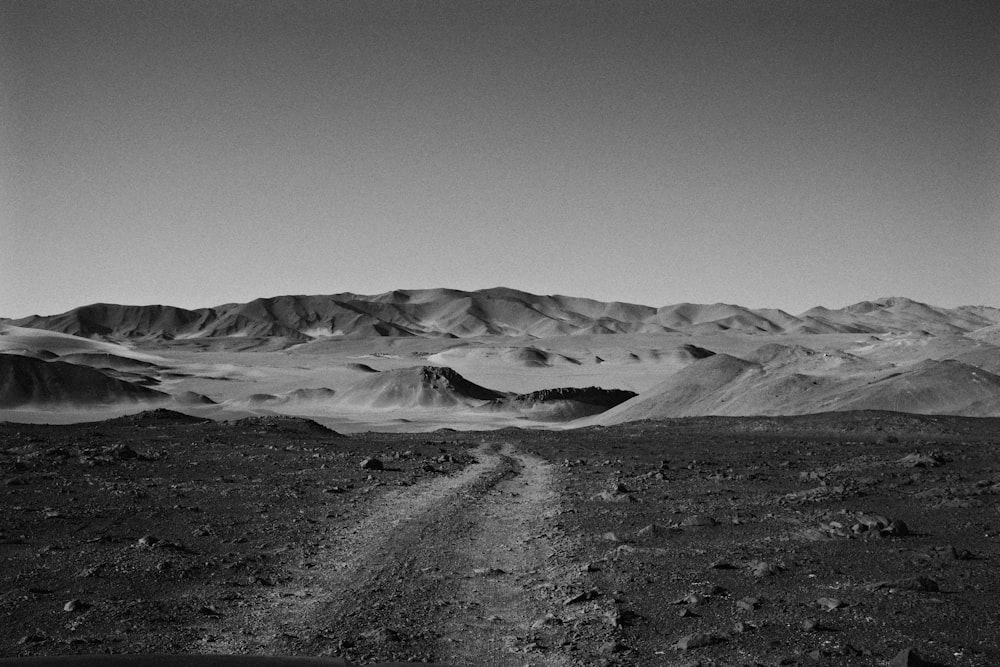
[3, 0, 998, 318]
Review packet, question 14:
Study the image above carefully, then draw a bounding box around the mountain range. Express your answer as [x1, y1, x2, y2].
[7, 289, 1000, 342]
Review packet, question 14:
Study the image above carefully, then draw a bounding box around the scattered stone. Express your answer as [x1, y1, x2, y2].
[472, 567, 507, 577]
[672, 632, 721, 650]
[678, 608, 698, 618]
[736, 596, 762, 611]
[63, 599, 88, 612]
[360, 457, 383, 470]
[199, 605, 222, 616]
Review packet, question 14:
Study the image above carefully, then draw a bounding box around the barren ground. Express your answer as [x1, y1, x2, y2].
[2, 410, 1000, 666]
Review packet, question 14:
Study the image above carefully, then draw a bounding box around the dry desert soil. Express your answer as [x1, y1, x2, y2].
[2, 409, 999, 666]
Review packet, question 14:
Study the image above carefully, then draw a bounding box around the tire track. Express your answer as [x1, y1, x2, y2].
[198, 442, 574, 666]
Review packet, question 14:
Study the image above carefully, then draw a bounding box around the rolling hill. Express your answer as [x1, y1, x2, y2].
[8, 290, 1000, 343]
[0, 354, 170, 408]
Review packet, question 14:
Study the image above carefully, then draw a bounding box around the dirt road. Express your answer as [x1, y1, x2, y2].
[201, 442, 581, 666]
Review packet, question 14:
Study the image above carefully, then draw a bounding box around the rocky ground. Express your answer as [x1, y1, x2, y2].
[2, 410, 999, 666]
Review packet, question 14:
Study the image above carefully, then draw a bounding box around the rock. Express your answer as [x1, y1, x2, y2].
[564, 589, 600, 605]
[672, 632, 721, 650]
[883, 519, 910, 537]
[363, 627, 401, 643]
[360, 457, 383, 470]
[854, 514, 891, 532]
[932, 545, 973, 561]
[636, 523, 670, 538]
[709, 560, 737, 569]
[890, 647, 947, 666]
[63, 599, 87, 612]
[681, 515, 718, 527]
[108, 443, 139, 460]
[604, 608, 639, 627]
[671, 593, 704, 606]
[701, 584, 727, 596]
[869, 576, 940, 593]
[749, 559, 784, 577]
[898, 453, 945, 468]
[531, 614, 563, 629]
[736, 596, 761, 611]
[599, 640, 627, 654]
[137, 535, 159, 548]
[801, 617, 827, 632]
[816, 596, 844, 611]
[593, 490, 636, 503]
[77, 565, 101, 578]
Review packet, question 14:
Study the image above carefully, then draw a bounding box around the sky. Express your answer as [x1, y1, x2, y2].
[2, 0, 998, 318]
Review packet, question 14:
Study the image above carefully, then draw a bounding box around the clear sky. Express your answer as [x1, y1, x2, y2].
[2, 0, 998, 318]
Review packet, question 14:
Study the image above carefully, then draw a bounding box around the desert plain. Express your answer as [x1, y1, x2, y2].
[2, 288, 1000, 666]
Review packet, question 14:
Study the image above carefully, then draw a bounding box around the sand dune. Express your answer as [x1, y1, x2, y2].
[56, 352, 163, 372]
[0, 324, 165, 361]
[427, 345, 580, 368]
[231, 387, 337, 408]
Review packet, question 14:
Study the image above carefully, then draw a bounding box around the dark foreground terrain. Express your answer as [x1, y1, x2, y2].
[2, 410, 999, 666]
